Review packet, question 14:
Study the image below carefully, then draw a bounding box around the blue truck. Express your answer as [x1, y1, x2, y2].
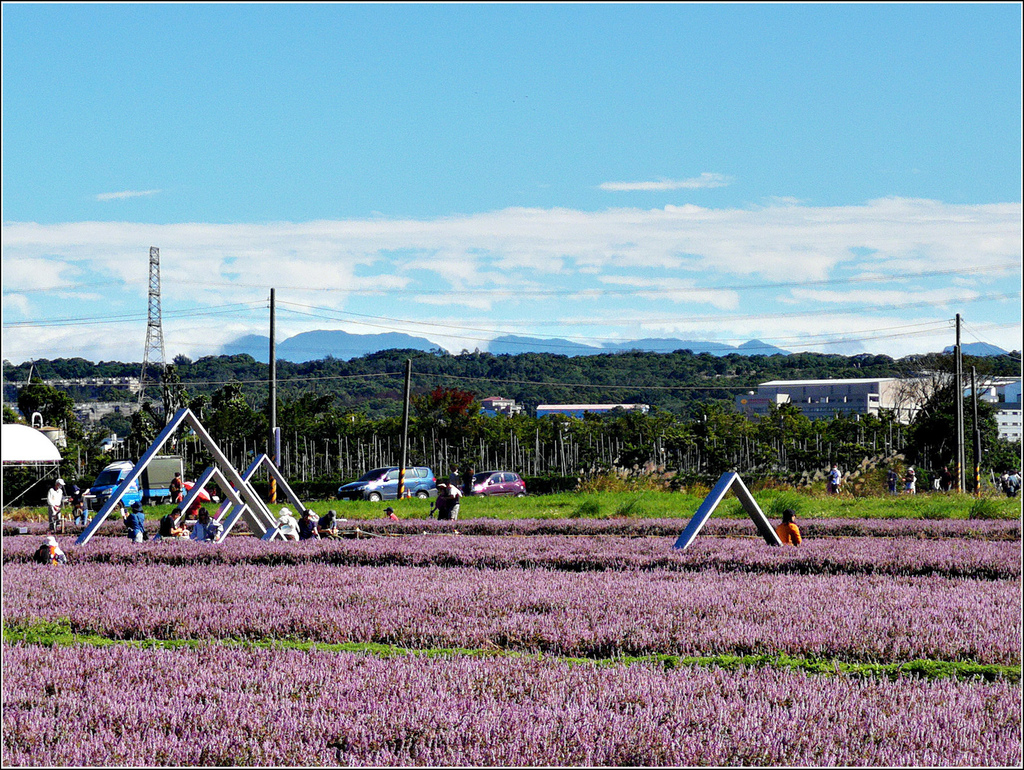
[85, 456, 184, 510]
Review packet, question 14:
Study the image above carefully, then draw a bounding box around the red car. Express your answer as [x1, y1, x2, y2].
[470, 471, 526, 497]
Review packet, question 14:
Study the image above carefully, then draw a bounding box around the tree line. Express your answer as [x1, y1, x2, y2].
[3, 348, 1020, 504]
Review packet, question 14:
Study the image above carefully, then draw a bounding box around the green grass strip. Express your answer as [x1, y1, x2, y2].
[4, 619, 1017, 684]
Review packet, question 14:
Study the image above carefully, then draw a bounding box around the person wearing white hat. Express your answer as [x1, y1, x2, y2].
[33, 535, 67, 565]
[276, 508, 299, 541]
[46, 478, 66, 534]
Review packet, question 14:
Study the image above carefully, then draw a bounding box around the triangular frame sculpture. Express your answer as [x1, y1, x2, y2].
[213, 453, 308, 538]
[171, 464, 283, 542]
[673, 471, 782, 550]
[76, 408, 282, 545]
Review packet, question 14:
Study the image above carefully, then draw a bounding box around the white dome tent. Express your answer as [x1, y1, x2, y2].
[2, 423, 63, 512]
[2, 423, 63, 465]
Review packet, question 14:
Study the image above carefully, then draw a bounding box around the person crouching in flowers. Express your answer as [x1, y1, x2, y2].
[775, 509, 801, 546]
[317, 509, 341, 539]
[158, 509, 189, 539]
[190, 508, 221, 542]
[33, 535, 67, 565]
[276, 508, 300, 541]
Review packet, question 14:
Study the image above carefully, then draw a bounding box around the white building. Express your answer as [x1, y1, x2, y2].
[969, 378, 1022, 443]
[735, 378, 924, 423]
[479, 396, 525, 417]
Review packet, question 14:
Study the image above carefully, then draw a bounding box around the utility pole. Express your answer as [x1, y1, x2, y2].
[269, 288, 277, 504]
[397, 359, 412, 499]
[971, 366, 981, 497]
[139, 247, 167, 407]
[954, 314, 965, 493]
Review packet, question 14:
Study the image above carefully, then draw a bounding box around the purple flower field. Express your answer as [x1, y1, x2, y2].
[4, 515, 1020, 540]
[3, 517, 1020, 766]
[3, 643, 1019, 766]
[4, 560, 1019, 663]
[4, 533, 1020, 579]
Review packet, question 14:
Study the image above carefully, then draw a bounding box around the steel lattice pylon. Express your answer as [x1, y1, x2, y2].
[139, 246, 166, 404]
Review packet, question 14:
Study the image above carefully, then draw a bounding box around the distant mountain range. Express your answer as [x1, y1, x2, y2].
[222, 330, 440, 363]
[221, 329, 1015, 364]
[485, 335, 792, 357]
[221, 330, 792, 362]
[942, 342, 1011, 357]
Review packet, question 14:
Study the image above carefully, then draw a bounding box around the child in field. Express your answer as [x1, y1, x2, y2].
[775, 509, 801, 546]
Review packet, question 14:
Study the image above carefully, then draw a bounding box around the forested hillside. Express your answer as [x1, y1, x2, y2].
[4, 348, 1019, 418]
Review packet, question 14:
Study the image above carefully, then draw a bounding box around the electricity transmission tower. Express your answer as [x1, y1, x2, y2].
[138, 246, 167, 405]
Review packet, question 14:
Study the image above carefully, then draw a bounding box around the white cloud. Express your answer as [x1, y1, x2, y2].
[599, 173, 732, 192]
[95, 189, 162, 201]
[1, 197, 1020, 362]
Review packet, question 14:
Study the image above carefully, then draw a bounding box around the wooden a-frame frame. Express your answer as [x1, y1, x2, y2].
[673, 471, 782, 550]
[76, 408, 282, 545]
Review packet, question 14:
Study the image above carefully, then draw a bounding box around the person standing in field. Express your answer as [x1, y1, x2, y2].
[169, 472, 183, 503]
[431, 483, 463, 520]
[125, 501, 147, 542]
[938, 466, 953, 493]
[886, 468, 899, 495]
[826, 464, 842, 495]
[775, 509, 801, 546]
[46, 478, 65, 533]
[69, 483, 86, 526]
[1005, 470, 1022, 498]
[904, 467, 917, 494]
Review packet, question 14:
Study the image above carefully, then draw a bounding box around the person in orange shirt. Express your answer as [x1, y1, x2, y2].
[775, 508, 801, 546]
[33, 535, 68, 565]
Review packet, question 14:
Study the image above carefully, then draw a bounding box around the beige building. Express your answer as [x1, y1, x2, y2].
[735, 378, 924, 423]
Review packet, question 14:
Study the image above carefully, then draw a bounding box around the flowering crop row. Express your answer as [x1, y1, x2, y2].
[4, 533, 1019, 580]
[4, 515, 1019, 540]
[4, 561, 1019, 664]
[357, 516, 1022, 541]
[3, 642, 1019, 767]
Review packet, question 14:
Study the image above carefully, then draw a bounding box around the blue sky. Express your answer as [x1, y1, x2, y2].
[2, 3, 1021, 365]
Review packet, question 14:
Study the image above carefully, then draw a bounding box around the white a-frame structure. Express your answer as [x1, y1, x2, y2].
[212, 453, 308, 534]
[76, 408, 284, 545]
[673, 471, 782, 550]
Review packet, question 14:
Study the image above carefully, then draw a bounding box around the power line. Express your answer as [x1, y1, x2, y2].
[3, 302, 266, 329]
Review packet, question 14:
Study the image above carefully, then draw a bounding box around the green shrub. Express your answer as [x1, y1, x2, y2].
[969, 498, 1002, 520]
[614, 496, 648, 518]
[569, 500, 602, 518]
[762, 491, 805, 518]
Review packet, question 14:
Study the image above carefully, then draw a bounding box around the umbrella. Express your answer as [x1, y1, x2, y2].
[182, 481, 212, 502]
